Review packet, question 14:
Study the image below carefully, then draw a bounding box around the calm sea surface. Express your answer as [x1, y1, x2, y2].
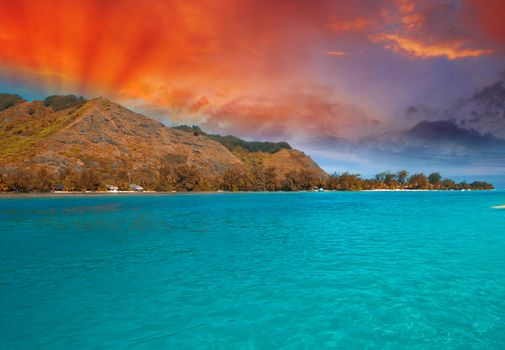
[1, 191, 504, 349]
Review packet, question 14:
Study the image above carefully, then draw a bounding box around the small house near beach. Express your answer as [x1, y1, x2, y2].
[129, 184, 144, 192]
[106, 185, 119, 192]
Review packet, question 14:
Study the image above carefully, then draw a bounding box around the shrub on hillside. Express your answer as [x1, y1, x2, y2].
[0, 93, 25, 112]
[43, 95, 87, 111]
[174, 125, 292, 153]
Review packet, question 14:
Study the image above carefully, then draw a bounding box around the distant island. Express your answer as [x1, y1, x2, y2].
[0, 93, 493, 193]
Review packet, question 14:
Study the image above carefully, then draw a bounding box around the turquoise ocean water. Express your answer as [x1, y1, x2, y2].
[1, 191, 505, 349]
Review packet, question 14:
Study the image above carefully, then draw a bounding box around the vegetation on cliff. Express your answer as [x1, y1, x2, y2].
[174, 125, 292, 153]
[43, 95, 87, 111]
[0, 93, 25, 112]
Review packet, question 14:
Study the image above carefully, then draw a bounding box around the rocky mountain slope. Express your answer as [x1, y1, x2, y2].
[405, 79, 505, 139]
[452, 80, 505, 138]
[0, 94, 325, 180]
[174, 125, 326, 179]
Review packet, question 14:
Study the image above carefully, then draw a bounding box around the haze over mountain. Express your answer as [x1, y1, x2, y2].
[406, 79, 505, 137]
[383, 79, 505, 166]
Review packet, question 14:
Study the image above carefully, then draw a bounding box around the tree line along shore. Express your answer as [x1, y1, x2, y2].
[0, 166, 493, 193]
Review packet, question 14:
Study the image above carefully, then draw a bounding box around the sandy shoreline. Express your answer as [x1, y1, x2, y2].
[0, 188, 495, 198]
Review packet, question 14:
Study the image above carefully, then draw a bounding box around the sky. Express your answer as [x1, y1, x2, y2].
[1, 0, 505, 182]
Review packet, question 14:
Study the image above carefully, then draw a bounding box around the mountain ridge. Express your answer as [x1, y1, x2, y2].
[0, 94, 327, 191]
[405, 79, 505, 139]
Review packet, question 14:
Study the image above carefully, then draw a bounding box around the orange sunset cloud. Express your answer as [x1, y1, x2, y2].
[326, 51, 349, 57]
[373, 34, 493, 60]
[0, 0, 504, 143]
